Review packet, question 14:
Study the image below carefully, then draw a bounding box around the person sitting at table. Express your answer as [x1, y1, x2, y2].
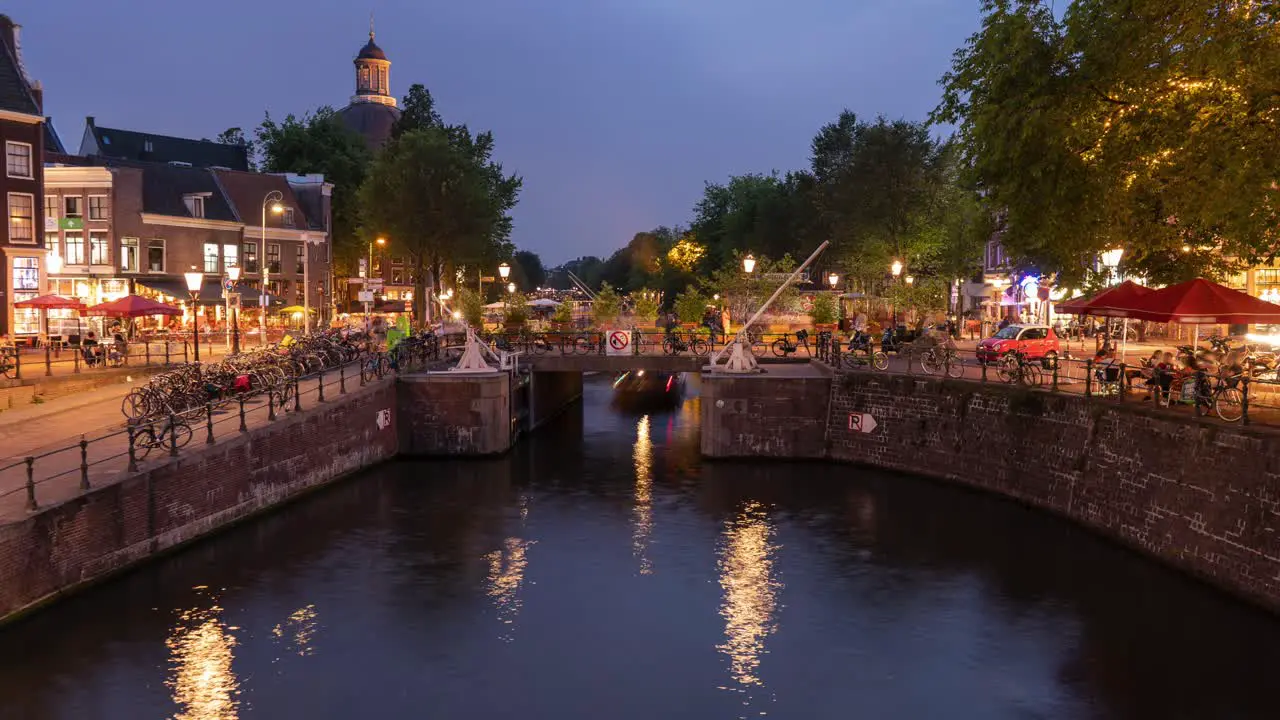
[82, 331, 101, 367]
[1094, 348, 1122, 386]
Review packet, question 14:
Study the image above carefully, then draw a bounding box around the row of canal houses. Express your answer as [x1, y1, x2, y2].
[0, 13, 333, 342]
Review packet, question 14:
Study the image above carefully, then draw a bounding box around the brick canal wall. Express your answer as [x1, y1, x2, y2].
[397, 373, 513, 456]
[700, 370, 833, 459]
[825, 373, 1280, 611]
[0, 381, 397, 622]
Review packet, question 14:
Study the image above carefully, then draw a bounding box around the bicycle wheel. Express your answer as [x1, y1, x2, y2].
[691, 338, 710, 357]
[1021, 365, 1044, 388]
[1215, 387, 1244, 422]
[360, 359, 376, 383]
[574, 337, 594, 355]
[945, 351, 965, 379]
[771, 339, 790, 357]
[871, 352, 889, 371]
[750, 341, 767, 357]
[997, 356, 1018, 383]
[122, 390, 150, 420]
[170, 422, 194, 449]
[662, 337, 679, 356]
[920, 349, 940, 375]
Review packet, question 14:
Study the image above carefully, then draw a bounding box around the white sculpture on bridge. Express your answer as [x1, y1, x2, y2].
[446, 326, 520, 374]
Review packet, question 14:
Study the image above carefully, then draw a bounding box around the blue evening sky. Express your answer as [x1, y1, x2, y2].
[21, 0, 979, 264]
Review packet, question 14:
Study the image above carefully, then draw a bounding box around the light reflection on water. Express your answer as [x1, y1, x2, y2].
[716, 500, 782, 702]
[270, 604, 318, 657]
[165, 594, 241, 720]
[487, 536, 535, 642]
[633, 414, 654, 575]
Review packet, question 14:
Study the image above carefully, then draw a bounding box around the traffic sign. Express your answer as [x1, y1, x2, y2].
[605, 330, 632, 356]
[367, 278, 385, 289]
[848, 412, 879, 434]
[358, 290, 375, 303]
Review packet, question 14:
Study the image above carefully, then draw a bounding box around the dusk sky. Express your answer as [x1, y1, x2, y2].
[22, 0, 979, 265]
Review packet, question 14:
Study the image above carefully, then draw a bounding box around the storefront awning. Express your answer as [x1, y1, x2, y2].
[135, 277, 282, 307]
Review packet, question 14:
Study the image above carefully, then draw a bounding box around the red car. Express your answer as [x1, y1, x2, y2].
[976, 324, 1060, 363]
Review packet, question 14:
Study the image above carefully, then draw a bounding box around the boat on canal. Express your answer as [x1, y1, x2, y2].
[611, 369, 684, 410]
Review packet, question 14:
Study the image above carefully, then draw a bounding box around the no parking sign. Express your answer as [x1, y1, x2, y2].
[606, 330, 632, 356]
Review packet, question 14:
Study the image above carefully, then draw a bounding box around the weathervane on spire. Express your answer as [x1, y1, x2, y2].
[369, 11, 375, 40]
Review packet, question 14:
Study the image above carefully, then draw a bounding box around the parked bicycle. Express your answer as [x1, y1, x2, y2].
[133, 417, 194, 460]
[772, 330, 810, 357]
[997, 350, 1043, 387]
[920, 344, 965, 378]
[662, 331, 710, 357]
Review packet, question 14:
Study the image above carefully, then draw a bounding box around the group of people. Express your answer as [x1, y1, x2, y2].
[1092, 343, 1244, 406]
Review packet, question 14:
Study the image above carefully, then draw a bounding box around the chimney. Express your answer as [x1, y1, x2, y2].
[30, 79, 41, 113]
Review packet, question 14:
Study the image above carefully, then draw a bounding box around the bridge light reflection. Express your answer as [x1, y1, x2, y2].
[633, 415, 654, 575]
[487, 537, 534, 642]
[717, 501, 781, 692]
[271, 604, 318, 657]
[166, 600, 241, 720]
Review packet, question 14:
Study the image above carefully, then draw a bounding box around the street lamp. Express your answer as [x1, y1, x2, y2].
[184, 266, 203, 362]
[498, 262, 511, 279]
[743, 254, 756, 274]
[260, 190, 285, 345]
[890, 260, 904, 329]
[827, 271, 839, 289]
[227, 265, 242, 355]
[365, 236, 387, 327]
[905, 275, 915, 286]
[891, 260, 903, 278]
[1100, 247, 1124, 285]
[507, 282, 516, 294]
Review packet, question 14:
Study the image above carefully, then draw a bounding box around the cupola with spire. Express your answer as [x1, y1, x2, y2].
[337, 14, 402, 149]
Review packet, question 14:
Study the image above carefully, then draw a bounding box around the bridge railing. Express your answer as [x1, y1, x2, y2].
[475, 328, 822, 360]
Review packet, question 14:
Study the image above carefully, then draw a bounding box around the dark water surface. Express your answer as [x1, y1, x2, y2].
[2, 377, 1279, 720]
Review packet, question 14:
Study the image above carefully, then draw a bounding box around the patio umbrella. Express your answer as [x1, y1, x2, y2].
[1066, 280, 1155, 360]
[14, 294, 86, 340]
[85, 295, 182, 317]
[1123, 278, 1280, 347]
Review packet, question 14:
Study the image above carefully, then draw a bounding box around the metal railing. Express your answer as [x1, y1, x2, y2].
[0, 349, 442, 517]
[474, 328, 818, 360]
[826, 339, 1280, 428]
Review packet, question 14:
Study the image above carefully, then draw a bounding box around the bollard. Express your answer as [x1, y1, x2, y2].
[169, 413, 180, 457]
[183, 342, 189, 364]
[340, 362, 347, 394]
[360, 360, 367, 387]
[127, 425, 139, 472]
[1242, 377, 1250, 425]
[238, 395, 248, 432]
[1051, 356, 1059, 392]
[165, 341, 171, 365]
[73, 346, 79, 374]
[206, 402, 215, 444]
[318, 368, 326, 402]
[12, 348, 19, 380]
[1118, 363, 1127, 403]
[79, 436, 90, 490]
[145, 342, 150, 366]
[45, 343, 52, 376]
[268, 389, 277, 421]
[294, 377, 302, 411]
[980, 359, 987, 382]
[1194, 370, 1205, 417]
[25, 456, 36, 511]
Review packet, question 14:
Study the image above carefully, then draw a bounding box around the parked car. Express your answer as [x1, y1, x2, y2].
[976, 324, 1060, 363]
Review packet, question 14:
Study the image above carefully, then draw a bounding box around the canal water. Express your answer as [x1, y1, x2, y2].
[2, 376, 1279, 720]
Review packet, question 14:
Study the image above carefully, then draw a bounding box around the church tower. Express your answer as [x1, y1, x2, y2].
[338, 15, 402, 149]
[351, 18, 395, 108]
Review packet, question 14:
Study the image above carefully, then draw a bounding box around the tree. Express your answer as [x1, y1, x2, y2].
[701, 251, 801, 326]
[935, 0, 1280, 284]
[512, 250, 547, 290]
[590, 282, 622, 327]
[456, 287, 484, 327]
[359, 126, 520, 326]
[631, 290, 659, 324]
[691, 172, 817, 273]
[392, 83, 443, 139]
[257, 108, 372, 275]
[214, 127, 255, 169]
[673, 288, 708, 324]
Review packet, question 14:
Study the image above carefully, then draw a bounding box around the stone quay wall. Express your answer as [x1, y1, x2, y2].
[824, 372, 1280, 611]
[0, 380, 398, 622]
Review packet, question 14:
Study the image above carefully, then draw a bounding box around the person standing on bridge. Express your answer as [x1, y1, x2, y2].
[721, 306, 731, 345]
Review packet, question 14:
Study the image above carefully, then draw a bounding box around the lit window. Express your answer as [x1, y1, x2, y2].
[147, 241, 165, 272]
[89, 231, 110, 265]
[5, 141, 31, 178]
[223, 244, 238, 271]
[44, 195, 57, 222]
[282, 208, 295, 227]
[242, 243, 258, 273]
[203, 243, 219, 273]
[64, 196, 82, 218]
[64, 232, 85, 265]
[267, 243, 281, 273]
[88, 195, 110, 221]
[8, 192, 34, 242]
[120, 238, 139, 272]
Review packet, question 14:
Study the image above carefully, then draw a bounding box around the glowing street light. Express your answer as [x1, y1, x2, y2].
[827, 271, 839, 288]
[507, 282, 517, 294]
[1100, 247, 1124, 268]
[498, 262, 511, 279]
[890, 260, 903, 277]
[184, 266, 204, 362]
[742, 254, 756, 274]
[905, 275, 915, 286]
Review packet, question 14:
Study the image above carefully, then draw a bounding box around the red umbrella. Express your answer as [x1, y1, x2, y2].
[13, 294, 85, 310]
[1123, 278, 1280, 325]
[1058, 280, 1154, 318]
[85, 295, 183, 317]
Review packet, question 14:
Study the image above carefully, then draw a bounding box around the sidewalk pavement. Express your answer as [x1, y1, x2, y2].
[4, 343, 234, 382]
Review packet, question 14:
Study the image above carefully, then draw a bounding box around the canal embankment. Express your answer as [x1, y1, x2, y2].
[701, 368, 1280, 612]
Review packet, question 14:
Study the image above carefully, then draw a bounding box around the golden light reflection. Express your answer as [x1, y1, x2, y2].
[633, 415, 654, 575]
[166, 603, 241, 720]
[271, 604, 318, 657]
[486, 536, 534, 642]
[717, 501, 781, 691]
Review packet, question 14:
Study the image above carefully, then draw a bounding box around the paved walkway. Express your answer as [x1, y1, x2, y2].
[3, 342, 233, 382]
[0, 363, 377, 525]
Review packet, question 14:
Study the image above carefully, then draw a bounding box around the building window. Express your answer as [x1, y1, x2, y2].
[242, 243, 258, 273]
[7, 192, 34, 243]
[222, 244, 239, 272]
[64, 232, 85, 265]
[5, 141, 32, 178]
[12, 257, 39, 335]
[295, 244, 305, 274]
[185, 196, 205, 219]
[64, 196, 82, 218]
[89, 231, 110, 265]
[392, 256, 405, 265]
[148, 241, 165, 273]
[45, 195, 57, 223]
[282, 208, 295, 228]
[391, 268, 404, 284]
[267, 243, 281, 273]
[44, 232, 58, 252]
[203, 243, 219, 273]
[88, 195, 110, 221]
[121, 237, 139, 272]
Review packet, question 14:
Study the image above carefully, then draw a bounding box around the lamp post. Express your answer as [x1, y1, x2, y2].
[742, 254, 756, 274]
[1100, 247, 1124, 285]
[260, 190, 285, 345]
[507, 282, 516, 294]
[366, 236, 387, 328]
[227, 265, 242, 355]
[890, 260, 903, 328]
[827, 271, 839, 289]
[184, 267, 203, 362]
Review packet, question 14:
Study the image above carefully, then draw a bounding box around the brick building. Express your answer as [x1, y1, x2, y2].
[0, 14, 59, 339]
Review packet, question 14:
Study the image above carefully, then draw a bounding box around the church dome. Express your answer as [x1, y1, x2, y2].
[338, 102, 400, 149]
[357, 38, 386, 61]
